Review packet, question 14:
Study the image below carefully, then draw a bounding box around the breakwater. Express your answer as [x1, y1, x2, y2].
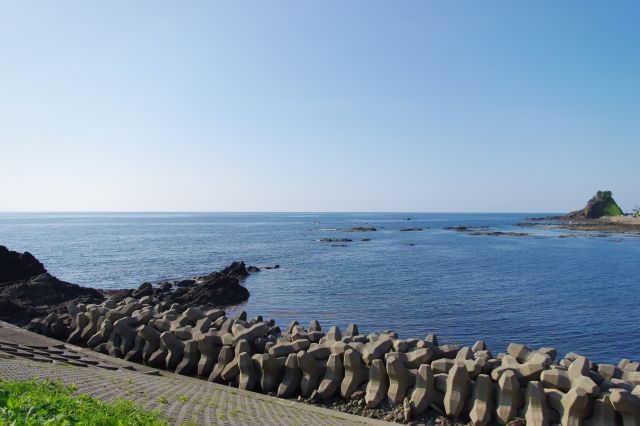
[28, 296, 640, 425]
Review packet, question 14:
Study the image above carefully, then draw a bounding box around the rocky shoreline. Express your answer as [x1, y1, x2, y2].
[3, 246, 639, 425]
[0, 245, 254, 325]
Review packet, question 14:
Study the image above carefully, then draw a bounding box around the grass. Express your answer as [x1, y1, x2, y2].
[0, 379, 167, 425]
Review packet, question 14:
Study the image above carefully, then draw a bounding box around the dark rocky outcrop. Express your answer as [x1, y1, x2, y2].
[346, 227, 377, 232]
[319, 238, 353, 243]
[0, 273, 103, 324]
[220, 261, 249, 279]
[0, 245, 47, 283]
[469, 231, 531, 237]
[443, 226, 469, 232]
[164, 273, 249, 308]
[567, 190, 623, 219]
[0, 245, 104, 324]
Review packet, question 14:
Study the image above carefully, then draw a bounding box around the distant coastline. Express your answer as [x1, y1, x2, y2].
[525, 215, 640, 234]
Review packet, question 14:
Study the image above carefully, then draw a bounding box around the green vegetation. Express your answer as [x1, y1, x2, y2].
[568, 190, 623, 218]
[632, 206, 640, 217]
[0, 379, 167, 426]
[586, 190, 623, 217]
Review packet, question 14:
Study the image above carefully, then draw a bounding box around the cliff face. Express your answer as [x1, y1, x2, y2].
[567, 190, 623, 219]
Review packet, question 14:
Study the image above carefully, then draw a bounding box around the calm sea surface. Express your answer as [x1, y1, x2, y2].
[1, 212, 638, 363]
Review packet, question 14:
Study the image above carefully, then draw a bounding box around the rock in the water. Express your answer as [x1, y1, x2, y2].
[220, 261, 249, 278]
[567, 190, 623, 219]
[169, 274, 248, 308]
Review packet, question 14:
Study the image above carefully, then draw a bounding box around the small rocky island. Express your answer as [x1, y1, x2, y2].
[543, 190, 640, 234]
[566, 190, 623, 219]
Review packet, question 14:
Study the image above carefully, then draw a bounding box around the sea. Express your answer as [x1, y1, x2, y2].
[1, 212, 638, 364]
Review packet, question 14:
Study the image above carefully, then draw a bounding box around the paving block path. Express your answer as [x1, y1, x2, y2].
[0, 321, 391, 426]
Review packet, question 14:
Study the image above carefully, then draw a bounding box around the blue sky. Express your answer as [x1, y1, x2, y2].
[1, 1, 638, 212]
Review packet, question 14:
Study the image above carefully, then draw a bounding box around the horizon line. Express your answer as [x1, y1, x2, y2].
[0, 210, 564, 215]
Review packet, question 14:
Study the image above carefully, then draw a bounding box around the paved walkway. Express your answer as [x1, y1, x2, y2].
[0, 321, 391, 426]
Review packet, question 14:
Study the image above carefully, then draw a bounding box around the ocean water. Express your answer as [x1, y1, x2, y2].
[1, 212, 638, 363]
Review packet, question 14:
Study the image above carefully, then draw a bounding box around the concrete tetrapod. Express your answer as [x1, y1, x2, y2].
[232, 322, 269, 346]
[385, 348, 434, 369]
[366, 358, 389, 409]
[345, 323, 359, 338]
[584, 393, 618, 426]
[111, 317, 138, 356]
[196, 334, 221, 378]
[546, 387, 590, 426]
[495, 369, 522, 424]
[541, 357, 600, 396]
[325, 326, 342, 342]
[124, 334, 145, 362]
[386, 354, 414, 405]
[147, 342, 168, 369]
[161, 331, 185, 371]
[175, 339, 199, 375]
[363, 335, 393, 365]
[67, 313, 89, 345]
[307, 343, 331, 360]
[87, 319, 113, 349]
[492, 353, 548, 384]
[468, 374, 494, 426]
[610, 388, 640, 426]
[444, 361, 470, 419]
[221, 339, 251, 382]
[597, 364, 623, 381]
[522, 381, 550, 426]
[409, 364, 440, 417]
[193, 317, 212, 338]
[138, 324, 161, 363]
[208, 346, 233, 383]
[277, 353, 302, 398]
[238, 352, 257, 391]
[568, 356, 601, 396]
[308, 320, 321, 332]
[298, 350, 325, 398]
[268, 339, 310, 358]
[80, 309, 101, 342]
[317, 353, 344, 399]
[253, 353, 285, 394]
[340, 348, 369, 399]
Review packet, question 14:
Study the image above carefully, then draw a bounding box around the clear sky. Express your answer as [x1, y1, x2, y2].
[1, 1, 638, 212]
